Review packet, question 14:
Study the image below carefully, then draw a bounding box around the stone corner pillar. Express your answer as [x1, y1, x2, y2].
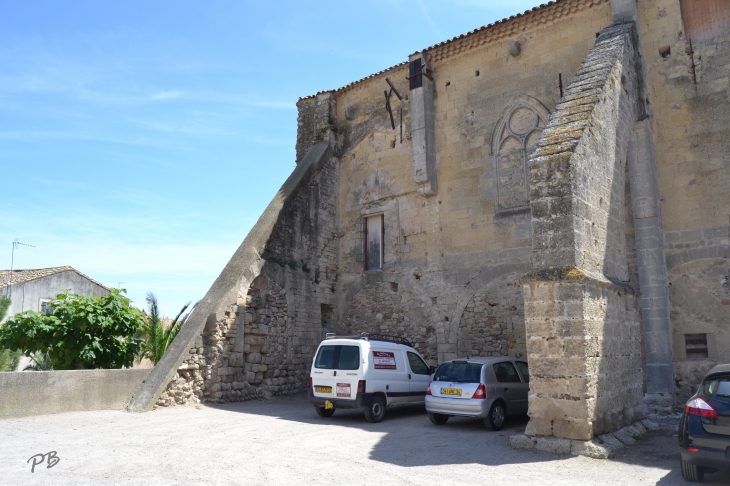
[296, 91, 335, 165]
[408, 51, 437, 195]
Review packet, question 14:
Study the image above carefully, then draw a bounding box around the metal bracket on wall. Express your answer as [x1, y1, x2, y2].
[383, 77, 403, 135]
[558, 73, 564, 99]
[688, 38, 697, 85]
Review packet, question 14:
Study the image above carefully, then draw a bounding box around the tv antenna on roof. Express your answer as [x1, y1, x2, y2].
[8, 239, 35, 297]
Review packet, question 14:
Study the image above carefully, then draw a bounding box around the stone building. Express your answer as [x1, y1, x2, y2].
[130, 0, 730, 452]
[0, 266, 110, 321]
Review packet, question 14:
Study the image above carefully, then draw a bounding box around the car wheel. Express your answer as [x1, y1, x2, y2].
[428, 412, 449, 425]
[315, 406, 335, 418]
[484, 402, 506, 431]
[364, 395, 386, 423]
[680, 458, 705, 482]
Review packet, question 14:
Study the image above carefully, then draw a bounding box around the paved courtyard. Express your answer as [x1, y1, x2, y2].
[1, 394, 729, 485]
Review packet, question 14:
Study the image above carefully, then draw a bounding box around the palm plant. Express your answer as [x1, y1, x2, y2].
[24, 352, 53, 371]
[137, 293, 193, 365]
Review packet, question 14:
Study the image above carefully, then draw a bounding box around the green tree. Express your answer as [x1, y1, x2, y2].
[0, 296, 22, 372]
[0, 289, 145, 370]
[136, 292, 192, 365]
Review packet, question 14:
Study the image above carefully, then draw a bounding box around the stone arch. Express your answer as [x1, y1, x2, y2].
[490, 96, 550, 212]
[340, 276, 440, 364]
[241, 271, 295, 390]
[456, 271, 526, 359]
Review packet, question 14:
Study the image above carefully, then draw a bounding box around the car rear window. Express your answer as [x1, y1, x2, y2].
[433, 362, 483, 383]
[314, 345, 360, 370]
[701, 375, 730, 398]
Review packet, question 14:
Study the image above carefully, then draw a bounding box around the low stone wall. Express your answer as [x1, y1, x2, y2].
[0, 369, 151, 419]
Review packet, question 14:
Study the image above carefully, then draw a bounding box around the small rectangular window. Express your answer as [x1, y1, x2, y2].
[320, 304, 334, 331]
[364, 214, 384, 271]
[39, 299, 52, 315]
[685, 333, 709, 359]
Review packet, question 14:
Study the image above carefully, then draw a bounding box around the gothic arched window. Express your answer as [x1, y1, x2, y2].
[493, 99, 549, 212]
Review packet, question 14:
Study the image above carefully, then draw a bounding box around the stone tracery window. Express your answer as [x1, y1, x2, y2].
[493, 100, 548, 212]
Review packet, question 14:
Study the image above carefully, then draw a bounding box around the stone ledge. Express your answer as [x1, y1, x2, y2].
[509, 419, 659, 459]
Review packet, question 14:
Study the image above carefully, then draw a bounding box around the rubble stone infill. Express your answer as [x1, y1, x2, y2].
[510, 419, 660, 459]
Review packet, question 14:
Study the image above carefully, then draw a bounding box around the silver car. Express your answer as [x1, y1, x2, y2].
[425, 357, 529, 431]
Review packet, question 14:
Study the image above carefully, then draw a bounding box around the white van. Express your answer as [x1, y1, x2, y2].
[308, 333, 434, 422]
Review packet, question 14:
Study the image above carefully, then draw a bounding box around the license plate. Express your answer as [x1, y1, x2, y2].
[441, 387, 462, 396]
[315, 386, 332, 393]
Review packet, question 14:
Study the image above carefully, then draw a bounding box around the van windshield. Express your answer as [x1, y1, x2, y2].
[314, 345, 360, 370]
[433, 362, 483, 383]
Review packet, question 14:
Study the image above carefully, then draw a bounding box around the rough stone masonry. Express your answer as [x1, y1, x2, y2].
[128, 0, 730, 457]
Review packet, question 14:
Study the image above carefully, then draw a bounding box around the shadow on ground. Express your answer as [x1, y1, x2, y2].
[201, 393, 730, 484]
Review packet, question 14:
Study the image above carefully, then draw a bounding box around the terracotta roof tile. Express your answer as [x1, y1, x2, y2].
[0, 266, 110, 291]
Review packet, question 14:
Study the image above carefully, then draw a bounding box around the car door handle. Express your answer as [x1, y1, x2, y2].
[408, 374, 412, 379]
[503, 388, 509, 391]
[334, 371, 337, 376]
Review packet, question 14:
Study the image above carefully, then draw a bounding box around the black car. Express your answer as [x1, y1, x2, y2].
[678, 363, 730, 482]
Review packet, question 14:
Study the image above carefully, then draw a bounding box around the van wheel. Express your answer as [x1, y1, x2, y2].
[364, 396, 386, 423]
[315, 406, 335, 418]
[428, 412, 449, 425]
[680, 458, 705, 482]
[484, 402, 506, 431]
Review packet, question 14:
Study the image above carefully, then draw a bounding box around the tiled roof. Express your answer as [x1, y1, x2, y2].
[299, 0, 605, 100]
[0, 266, 110, 291]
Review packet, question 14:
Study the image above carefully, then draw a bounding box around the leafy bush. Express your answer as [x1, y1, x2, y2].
[0, 289, 145, 370]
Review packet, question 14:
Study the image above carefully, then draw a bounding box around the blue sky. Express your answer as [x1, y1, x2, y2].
[0, 0, 545, 316]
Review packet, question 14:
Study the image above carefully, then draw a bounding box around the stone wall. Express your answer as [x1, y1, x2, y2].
[341, 281, 438, 364]
[668, 257, 730, 402]
[132, 0, 729, 416]
[1, 369, 151, 418]
[637, 0, 730, 399]
[459, 273, 526, 360]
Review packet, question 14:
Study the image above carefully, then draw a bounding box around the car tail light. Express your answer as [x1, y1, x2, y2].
[685, 397, 718, 419]
[687, 447, 700, 453]
[426, 382, 432, 396]
[473, 383, 487, 399]
[357, 380, 366, 394]
[309, 378, 313, 390]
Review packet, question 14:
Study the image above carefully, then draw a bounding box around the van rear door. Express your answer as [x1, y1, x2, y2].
[312, 343, 362, 402]
[333, 345, 362, 402]
[312, 345, 337, 399]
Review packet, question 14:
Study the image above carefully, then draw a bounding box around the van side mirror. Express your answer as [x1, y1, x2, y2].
[430, 366, 436, 375]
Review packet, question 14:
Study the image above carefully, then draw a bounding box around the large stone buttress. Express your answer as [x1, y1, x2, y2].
[522, 22, 648, 442]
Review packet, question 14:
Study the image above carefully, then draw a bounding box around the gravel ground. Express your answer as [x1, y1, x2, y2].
[1, 394, 729, 485]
